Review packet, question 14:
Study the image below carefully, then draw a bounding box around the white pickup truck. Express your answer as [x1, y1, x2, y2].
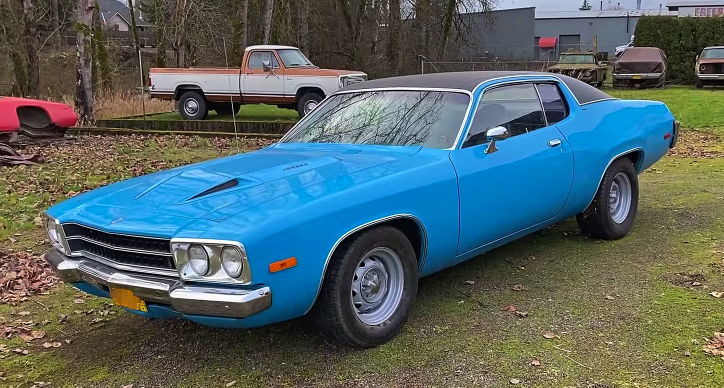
[148, 45, 367, 120]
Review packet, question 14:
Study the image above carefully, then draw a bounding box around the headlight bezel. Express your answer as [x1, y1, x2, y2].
[220, 246, 245, 278]
[44, 214, 68, 254]
[171, 239, 251, 284]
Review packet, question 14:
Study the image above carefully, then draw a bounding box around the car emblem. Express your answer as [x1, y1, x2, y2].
[110, 216, 125, 225]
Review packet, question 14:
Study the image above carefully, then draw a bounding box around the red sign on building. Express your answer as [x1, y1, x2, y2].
[695, 7, 724, 17]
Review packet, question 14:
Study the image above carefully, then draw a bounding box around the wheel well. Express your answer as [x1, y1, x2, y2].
[335, 218, 425, 267]
[174, 86, 204, 100]
[296, 87, 325, 101]
[16, 106, 51, 129]
[623, 149, 644, 172]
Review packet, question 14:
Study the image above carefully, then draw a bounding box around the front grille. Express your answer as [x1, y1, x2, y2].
[62, 224, 176, 271]
[701, 63, 724, 74]
[342, 75, 366, 87]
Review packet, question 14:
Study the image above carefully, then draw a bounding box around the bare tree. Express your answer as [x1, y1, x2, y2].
[298, 0, 308, 55]
[50, 0, 62, 49]
[262, 0, 274, 44]
[23, 0, 40, 97]
[74, 0, 94, 123]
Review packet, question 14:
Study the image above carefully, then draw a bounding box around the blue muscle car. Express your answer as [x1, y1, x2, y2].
[44, 71, 678, 348]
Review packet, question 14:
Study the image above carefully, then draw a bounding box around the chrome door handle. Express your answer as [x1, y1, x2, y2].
[548, 139, 562, 148]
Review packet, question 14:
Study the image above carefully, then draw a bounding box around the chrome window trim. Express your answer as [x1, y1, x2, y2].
[582, 147, 644, 210]
[65, 235, 173, 257]
[305, 214, 428, 315]
[533, 84, 549, 128]
[580, 97, 617, 106]
[278, 87, 474, 151]
[170, 238, 252, 285]
[77, 250, 179, 277]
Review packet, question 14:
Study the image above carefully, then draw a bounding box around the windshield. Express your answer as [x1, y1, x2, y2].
[702, 48, 724, 59]
[277, 49, 314, 68]
[281, 91, 471, 149]
[558, 54, 595, 64]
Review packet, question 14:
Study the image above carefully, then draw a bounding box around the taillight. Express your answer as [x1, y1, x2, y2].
[147, 76, 152, 87]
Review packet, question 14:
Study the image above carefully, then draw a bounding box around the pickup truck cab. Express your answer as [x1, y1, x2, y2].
[149, 45, 367, 120]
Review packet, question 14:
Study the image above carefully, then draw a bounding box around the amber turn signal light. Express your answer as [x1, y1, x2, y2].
[269, 257, 297, 273]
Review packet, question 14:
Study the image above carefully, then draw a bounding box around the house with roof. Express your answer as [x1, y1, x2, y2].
[98, 0, 151, 32]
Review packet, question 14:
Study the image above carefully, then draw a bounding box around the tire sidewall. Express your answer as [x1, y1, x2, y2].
[297, 93, 323, 118]
[332, 227, 418, 346]
[178, 91, 207, 120]
[598, 158, 639, 238]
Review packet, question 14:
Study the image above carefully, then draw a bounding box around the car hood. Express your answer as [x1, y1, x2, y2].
[49, 144, 422, 234]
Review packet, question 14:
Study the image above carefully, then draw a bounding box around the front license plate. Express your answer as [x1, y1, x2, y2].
[110, 288, 148, 312]
[633, 75, 642, 79]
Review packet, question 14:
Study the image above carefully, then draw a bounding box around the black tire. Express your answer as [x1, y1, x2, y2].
[577, 157, 639, 240]
[696, 79, 704, 89]
[596, 81, 604, 88]
[312, 226, 419, 348]
[177, 91, 208, 120]
[214, 103, 241, 116]
[297, 93, 323, 118]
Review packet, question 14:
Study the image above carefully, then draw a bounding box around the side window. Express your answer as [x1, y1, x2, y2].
[536, 83, 568, 125]
[248, 51, 280, 69]
[462, 83, 546, 149]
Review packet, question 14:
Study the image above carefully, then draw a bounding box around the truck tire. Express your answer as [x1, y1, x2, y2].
[695, 79, 704, 89]
[214, 103, 241, 116]
[312, 226, 418, 348]
[297, 93, 323, 118]
[576, 158, 639, 240]
[178, 91, 208, 120]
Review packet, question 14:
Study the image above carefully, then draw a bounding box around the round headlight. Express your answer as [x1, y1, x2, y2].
[221, 246, 244, 278]
[701, 64, 707, 72]
[46, 218, 60, 244]
[188, 244, 210, 275]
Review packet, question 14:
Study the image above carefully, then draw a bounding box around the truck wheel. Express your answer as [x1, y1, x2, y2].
[178, 91, 208, 120]
[214, 103, 241, 116]
[312, 226, 418, 348]
[576, 158, 639, 240]
[297, 93, 323, 118]
[695, 79, 704, 89]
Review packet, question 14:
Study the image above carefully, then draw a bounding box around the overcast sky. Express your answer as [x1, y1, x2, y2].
[496, 0, 702, 11]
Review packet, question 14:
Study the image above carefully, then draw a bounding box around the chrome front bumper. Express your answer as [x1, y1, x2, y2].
[613, 73, 662, 79]
[698, 74, 724, 80]
[45, 248, 271, 318]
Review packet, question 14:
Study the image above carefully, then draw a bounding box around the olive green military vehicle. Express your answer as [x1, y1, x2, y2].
[547, 51, 608, 88]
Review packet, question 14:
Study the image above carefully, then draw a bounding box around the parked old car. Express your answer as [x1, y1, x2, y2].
[613, 47, 667, 88]
[148, 45, 367, 120]
[615, 35, 635, 58]
[695, 46, 724, 88]
[44, 71, 678, 348]
[0, 97, 77, 143]
[547, 51, 608, 87]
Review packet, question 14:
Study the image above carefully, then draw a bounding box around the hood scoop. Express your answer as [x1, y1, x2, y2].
[188, 179, 239, 200]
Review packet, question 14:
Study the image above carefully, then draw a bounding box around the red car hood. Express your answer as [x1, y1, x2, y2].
[0, 97, 78, 132]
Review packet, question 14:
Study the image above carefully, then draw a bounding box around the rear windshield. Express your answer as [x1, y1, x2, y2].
[702, 48, 724, 59]
[558, 54, 596, 64]
[281, 91, 471, 149]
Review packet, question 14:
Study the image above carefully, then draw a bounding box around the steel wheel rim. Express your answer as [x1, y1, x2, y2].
[184, 99, 199, 116]
[351, 247, 404, 326]
[304, 100, 318, 114]
[609, 172, 632, 224]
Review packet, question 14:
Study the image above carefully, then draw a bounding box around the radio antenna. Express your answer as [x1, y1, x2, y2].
[222, 37, 239, 149]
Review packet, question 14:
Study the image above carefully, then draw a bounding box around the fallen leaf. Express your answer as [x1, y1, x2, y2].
[8, 237, 17, 243]
[31, 331, 45, 339]
[42, 342, 53, 349]
[530, 359, 541, 366]
[18, 311, 31, 316]
[543, 331, 555, 339]
[512, 285, 527, 292]
[58, 314, 67, 323]
[684, 350, 691, 357]
[122, 385, 134, 388]
[510, 379, 521, 385]
[226, 381, 237, 387]
[692, 282, 702, 286]
[73, 299, 85, 304]
[514, 311, 529, 318]
[605, 295, 616, 300]
[51, 342, 61, 348]
[12, 348, 29, 355]
[501, 305, 517, 313]
[709, 291, 724, 298]
[18, 333, 34, 342]
[464, 280, 475, 285]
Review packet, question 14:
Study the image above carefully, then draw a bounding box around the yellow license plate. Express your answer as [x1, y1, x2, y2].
[633, 75, 642, 79]
[110, 288, 148, 312]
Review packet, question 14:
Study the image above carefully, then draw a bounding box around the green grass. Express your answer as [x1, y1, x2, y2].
[1, 89, 724, 386]
[607, 86, 724, 132]
[142, 103, 299, 123]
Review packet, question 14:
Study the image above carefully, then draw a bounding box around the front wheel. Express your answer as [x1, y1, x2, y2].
[312, 226, 418, 348]
[577, 157, 639, 240]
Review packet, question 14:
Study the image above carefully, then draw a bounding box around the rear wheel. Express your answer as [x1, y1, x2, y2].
[577, 158, 639, 240]
[312, 226, 418, 348]
[178, 91, 208, 120]
[214, 103, 241, 116]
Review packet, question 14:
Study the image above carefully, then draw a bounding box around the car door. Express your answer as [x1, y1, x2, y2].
[450, 82, 574, 257]
[242, 50, 285, 100]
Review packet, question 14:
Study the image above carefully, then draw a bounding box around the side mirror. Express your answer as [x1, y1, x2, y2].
[262, 60, 272, 72]
[484, 126, 509, 154]
[487, 126, 509, 141]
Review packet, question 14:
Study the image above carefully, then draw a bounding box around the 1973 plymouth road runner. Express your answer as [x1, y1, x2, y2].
[45, 71, 678, 348]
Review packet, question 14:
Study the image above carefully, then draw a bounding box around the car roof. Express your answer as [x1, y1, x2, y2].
[339, 71, 613, 105]
[245, 45, 298, 51]
[704, 46, 724, 49]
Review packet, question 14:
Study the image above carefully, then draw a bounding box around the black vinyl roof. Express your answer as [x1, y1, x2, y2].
[340, 71, 614, 105]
